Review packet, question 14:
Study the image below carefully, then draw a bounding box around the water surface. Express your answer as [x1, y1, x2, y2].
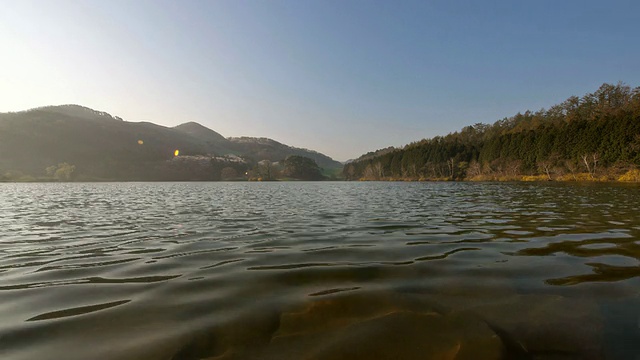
[1, 182, 639, 359]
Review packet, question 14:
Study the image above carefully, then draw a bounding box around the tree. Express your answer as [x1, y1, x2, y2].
[581, 153, 599, 179]
[447, 158, 455, 179]
[46, 163, 76, 181]
[283, 156, 324, 180]
[253, 160, 277, 181]
[537, 160, 553, 180]
[373, 162, 384, 179]
[343, 164, 356, 180]
[565, 159, 579, 181]
[457, 161, 469, 180]
[343, 83, 640, 182]
[467, 160, 482, 178]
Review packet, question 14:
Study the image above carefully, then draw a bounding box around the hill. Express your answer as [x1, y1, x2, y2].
[344, 83, 640, 182]
[173, 122, 231, 151]
[0, 105, 341, 181]
[227, 137, 342, 170]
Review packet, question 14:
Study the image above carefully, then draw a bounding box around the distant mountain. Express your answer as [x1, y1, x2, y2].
[172, 122, 233, 156]
[170, 123, 342, 169]
[173, 122, 229, 145]
[0, 104, 342, 181]
[227, 137, 342, 170]
[26, 104, 125, 122]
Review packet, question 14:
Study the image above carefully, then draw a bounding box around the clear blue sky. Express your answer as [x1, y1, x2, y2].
[1, 0, 639, 161]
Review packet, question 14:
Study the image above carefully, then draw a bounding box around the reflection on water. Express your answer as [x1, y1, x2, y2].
[0, 182, 639, 359]
[515, 232, 640, 286]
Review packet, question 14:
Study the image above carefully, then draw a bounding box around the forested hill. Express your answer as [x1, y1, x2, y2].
[344, 83, 640, 182]
[0, 105, 342, 181]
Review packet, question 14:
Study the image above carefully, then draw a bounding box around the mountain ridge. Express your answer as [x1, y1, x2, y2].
[0, 105, 342, 181]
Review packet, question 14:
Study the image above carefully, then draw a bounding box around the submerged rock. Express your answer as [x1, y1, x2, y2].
[462, 294, 604, 360]
[267, 297, 505, 360]
[172, 291, 510, 359]
[171, 290, 604, 360]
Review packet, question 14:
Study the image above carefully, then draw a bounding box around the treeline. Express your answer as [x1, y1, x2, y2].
[344, 83, 640, 182]
[246, 155, 326, 181]
[0, 154, 328, 182]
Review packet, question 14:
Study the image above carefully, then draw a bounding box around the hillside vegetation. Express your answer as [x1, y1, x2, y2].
[0, 105, 341, 181]
[344, 83, 640, 182]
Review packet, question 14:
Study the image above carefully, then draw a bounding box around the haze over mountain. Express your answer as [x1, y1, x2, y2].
[0, 105, 342, 181]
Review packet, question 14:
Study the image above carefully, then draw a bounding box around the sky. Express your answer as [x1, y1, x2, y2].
[1, 0, 639, 161]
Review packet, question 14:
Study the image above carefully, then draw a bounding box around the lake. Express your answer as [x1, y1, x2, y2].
[0, 182, 639, 359]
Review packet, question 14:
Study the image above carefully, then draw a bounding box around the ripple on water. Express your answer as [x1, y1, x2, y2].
[1, 182, 640, 360]
[26, 300, 131, 321]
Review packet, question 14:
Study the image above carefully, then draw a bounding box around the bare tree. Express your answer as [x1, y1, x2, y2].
[581, 153, 599, 179]
[447, 158, 455, 179]
[256, 160, 275, 180]
[467, 160, 482, 178]
[506, 160, 522, 178]
[565, 160, 578, 180]
[373, 162, 384, 179]
[361, 163, 384, 180]
[537, 160, 553, 180]
[581, 154, 592, 178]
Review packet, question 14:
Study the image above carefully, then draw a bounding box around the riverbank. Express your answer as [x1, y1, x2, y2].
[354, 169, 640, 183]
